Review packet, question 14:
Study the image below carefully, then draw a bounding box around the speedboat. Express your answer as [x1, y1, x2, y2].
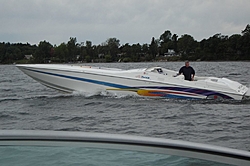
[0, 130, 250, 165]
[16, 64, 250, 100]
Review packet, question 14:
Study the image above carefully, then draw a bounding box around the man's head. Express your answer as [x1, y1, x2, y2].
[185, 60, 189, 67]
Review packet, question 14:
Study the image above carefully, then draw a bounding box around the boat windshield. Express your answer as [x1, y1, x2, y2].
[156, 68, 163, 73]
[146, 67, 163, 73]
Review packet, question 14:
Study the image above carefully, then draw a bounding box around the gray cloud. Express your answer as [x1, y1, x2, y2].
[0, 0, 249, 45]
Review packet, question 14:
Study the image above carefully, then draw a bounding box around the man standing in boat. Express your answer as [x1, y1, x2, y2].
[178, 61, 195, 81]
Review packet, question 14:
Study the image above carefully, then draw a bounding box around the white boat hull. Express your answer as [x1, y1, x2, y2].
[16, 64, 250, 100]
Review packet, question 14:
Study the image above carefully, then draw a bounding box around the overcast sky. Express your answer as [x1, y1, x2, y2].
[1, 0, 249, 46]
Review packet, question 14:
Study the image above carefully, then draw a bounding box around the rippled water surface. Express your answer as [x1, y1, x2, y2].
[0, 62, 250, 151]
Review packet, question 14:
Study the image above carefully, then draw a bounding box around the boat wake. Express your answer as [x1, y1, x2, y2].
[72, 90, 140, 99]
[0, 90, 140, 103]
[1, 89, 249, 105]
[70, 90, 250, 105]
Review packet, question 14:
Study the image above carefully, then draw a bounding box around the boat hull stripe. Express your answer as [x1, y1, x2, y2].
[26, 68, 130, 89]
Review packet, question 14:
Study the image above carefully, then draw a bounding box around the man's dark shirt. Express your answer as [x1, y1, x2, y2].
[179, 66, 195, 81]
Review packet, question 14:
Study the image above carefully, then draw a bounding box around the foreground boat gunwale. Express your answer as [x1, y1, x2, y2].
[0, 130, 250, 165]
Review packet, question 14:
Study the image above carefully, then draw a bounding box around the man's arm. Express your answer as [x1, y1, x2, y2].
[191, 67, 195, 81]
[174, 67, 183, 77]
[179, 67, 183, 75]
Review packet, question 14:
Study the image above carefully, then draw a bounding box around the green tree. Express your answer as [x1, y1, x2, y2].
[242, 24, 250, 36]
[85, 40, 93, 61]
[224, 34, 241, 60]
[172, 34, 178, 53]
[54, 43, 68, 62]
[159, 30, 172, 43]
[7, 46, 22, 61]
[105, 54, 112, 62]
[78, 42, 86, 62]
[149, 37, 158, 58]
[34, 40, 53, 63]
[0, 42, 7, 63]
[120, 43, 131, 60]
[240, 24, 250, 59]
[131, 43, 142, 61]
[67, 37, 77, 62]
[105, 38, 120, 61]
[141, 44, 149, 54]
[177, 34, 197, 60]
[158, 31, 178, 56]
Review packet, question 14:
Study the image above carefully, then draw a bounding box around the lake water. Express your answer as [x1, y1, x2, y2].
[0, 61, 250, 151]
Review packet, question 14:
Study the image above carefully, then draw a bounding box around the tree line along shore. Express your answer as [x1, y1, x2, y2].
[0, 24, 249, 64]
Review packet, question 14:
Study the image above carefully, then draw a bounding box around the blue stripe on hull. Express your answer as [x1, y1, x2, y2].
[26, 68, 130, 89]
